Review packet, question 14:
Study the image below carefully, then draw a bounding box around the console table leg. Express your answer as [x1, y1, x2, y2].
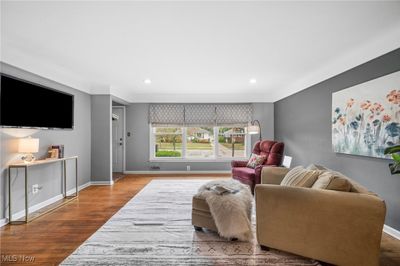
[63, 160, 67, 197]
[8, 167, 12, 223]
[25, 166, 28, 223]
[75, 158, 78, 196]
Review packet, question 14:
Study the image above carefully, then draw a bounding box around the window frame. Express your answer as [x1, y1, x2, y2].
[149, 124, 251, 162]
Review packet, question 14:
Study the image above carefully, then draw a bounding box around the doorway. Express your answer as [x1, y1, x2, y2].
[112, 106, 125, 182]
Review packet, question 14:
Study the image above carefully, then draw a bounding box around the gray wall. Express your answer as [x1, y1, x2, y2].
[274, 48, 400, 230]
[125, 103, 274, 171]
[0, 63, 91, 220]
[91, 95, 112, 182]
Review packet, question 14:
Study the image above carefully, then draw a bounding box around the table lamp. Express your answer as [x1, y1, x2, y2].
[248, 120, 262, 141]
[18, 137, 39, 163]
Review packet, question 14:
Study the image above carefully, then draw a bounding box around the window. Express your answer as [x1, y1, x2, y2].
[153, 127, 183, 158]
[149, 103, 252, 160]
[217, 127, 246, 158]
[151, 126, 249, 160]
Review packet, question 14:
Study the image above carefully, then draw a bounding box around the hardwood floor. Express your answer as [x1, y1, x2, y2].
[1, 174, 399, 265]
[112, 172, 126, 182]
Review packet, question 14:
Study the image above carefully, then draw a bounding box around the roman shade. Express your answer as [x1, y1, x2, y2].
[149, 104, 252, 127]
[149, 104, 185, 127]
[215, 104, 252, 126]
[185, 104, 216, 126]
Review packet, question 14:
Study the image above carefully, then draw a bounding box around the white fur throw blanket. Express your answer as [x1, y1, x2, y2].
[196, 179, 253, 241]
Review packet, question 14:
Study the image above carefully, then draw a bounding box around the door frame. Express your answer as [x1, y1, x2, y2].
[112, 106, 126, 173]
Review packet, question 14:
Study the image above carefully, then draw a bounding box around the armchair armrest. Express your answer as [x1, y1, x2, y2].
[231, 160, 248, 168]
[254, 165, 279, 184]
[255, 185, 386, 266]
[261, 167, 290, 184]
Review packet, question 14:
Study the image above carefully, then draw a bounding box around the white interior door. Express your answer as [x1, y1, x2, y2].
[112, 107, 124, 172]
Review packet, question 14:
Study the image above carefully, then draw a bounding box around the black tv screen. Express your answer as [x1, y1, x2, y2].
[0, 74, 74, 129]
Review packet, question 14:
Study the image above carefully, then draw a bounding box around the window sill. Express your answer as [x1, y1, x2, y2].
[149, 158, 247, 163]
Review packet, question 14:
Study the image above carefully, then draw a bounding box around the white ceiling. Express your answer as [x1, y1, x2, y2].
[1, 1, 400, 103]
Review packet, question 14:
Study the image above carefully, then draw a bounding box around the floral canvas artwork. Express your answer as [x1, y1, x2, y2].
[332, 71, 400, 159]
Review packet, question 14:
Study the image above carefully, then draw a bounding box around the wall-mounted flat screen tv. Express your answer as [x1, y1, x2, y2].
[0, 74, 74, 129]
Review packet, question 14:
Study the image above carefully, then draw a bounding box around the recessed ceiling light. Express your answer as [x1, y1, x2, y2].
[144, 79, 152, 84]
[249, 78, 257, 84]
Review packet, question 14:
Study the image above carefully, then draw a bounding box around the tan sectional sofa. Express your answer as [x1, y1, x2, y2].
[255, 167, 386, 266]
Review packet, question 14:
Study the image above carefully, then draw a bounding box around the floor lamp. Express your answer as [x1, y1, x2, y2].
[248, 120, 262, 142]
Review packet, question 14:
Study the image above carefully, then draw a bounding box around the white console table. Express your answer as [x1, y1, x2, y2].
[8, 156, 78, 224]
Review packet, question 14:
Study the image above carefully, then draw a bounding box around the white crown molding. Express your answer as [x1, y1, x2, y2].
[271, 26, 400, 102]
[123, 93, 272, 103]
[2, 23, 399, 103]
[1, 46, 92, 95]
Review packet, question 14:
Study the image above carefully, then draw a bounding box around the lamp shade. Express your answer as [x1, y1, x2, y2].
[248, 125, 260, 135]
[18, 137, 39, 153]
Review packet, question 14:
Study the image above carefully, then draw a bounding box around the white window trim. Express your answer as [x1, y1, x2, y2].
[182, 127, 187, 158]
[149, 124, 251, 162]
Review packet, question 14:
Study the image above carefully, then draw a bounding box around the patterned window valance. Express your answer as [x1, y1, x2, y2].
[149, 104, 185, 127]
[184, 104, 216, 126]
[149, 103, 252, 127]
[215, 104, 252, 127]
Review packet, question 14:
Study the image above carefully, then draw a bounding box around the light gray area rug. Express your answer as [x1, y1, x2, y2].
[62, 180, 322, 265]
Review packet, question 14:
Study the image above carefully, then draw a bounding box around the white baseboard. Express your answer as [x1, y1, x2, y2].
[66, 182, 91, 196]
[91, 180, 114, 185]
[0, 218, 8, 227]
[10, 194, 64, 221]
[1, 181, 92, 227]
[384, 224, 400, 240]
[124, 170, 231, 174]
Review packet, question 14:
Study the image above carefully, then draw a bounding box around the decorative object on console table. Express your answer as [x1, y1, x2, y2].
[51, 145, 64, 158]
[48, 148, 59, 159]
[18, 136, 39, 163]
[332, 70, 400, 159]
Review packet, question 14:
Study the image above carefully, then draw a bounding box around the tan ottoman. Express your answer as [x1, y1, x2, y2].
[191, 195, 217, 232]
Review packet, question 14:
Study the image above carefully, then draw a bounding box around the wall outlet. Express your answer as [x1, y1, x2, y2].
[32, 184, 39, 194]
[187, 165, 191, 171]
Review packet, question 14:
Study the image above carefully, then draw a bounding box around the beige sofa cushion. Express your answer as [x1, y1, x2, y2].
[312, 171, 352, 192]
[280, 166, 319, 187]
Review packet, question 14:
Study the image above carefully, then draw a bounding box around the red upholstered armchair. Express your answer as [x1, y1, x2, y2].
[232, 140, 284, 193]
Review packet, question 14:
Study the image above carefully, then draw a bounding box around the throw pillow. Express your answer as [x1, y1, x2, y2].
[311, 171, 352, 192]
[246, 153, 266, 169]
[306, 164, 327, 171]
[280, 166, 320, 187]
